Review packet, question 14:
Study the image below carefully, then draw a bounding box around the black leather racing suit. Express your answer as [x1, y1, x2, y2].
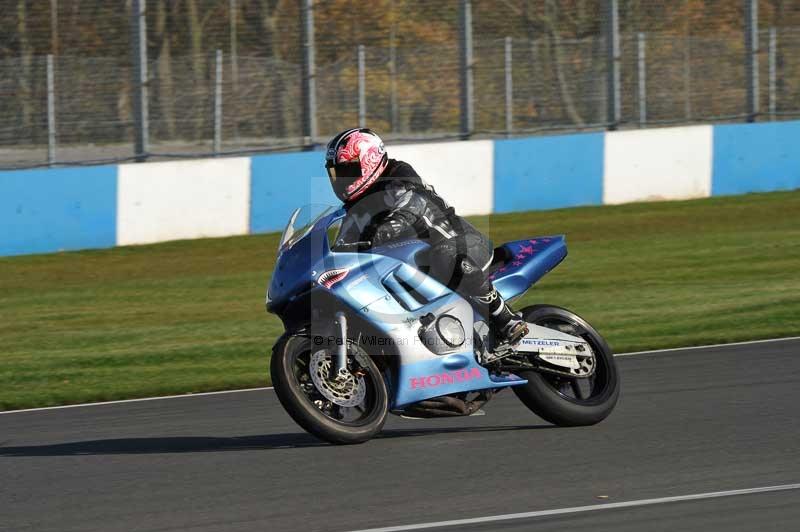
[337, 159, 512, 325]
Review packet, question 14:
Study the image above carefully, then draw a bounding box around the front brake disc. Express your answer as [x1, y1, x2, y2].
[309, 350, 367, 407]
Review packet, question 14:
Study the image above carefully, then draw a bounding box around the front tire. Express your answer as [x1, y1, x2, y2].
[271, 334, 388, 444]
[512, 305, 620, 426]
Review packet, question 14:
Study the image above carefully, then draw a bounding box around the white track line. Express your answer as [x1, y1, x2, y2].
[0, 387, 273, 415]
[616, 335, 800, 357]
[1, 336, 798, 416]
[345, 483, 800, 532]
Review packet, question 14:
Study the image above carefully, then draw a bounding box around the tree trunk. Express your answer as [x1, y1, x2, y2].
[156, 0, 176, 139]
[544, 0, 584, 127]
[240, 0, 287, 138]
[186, 0, 206, 138]
[589, 33, 605, 125]
[522, 1, 541, 126]
[258, 0, 285, 138]
[118, 0, 133, 142]
[772, 0, 784, 108]
[50, 0, 59, 55]
[17, 0, 34, 143]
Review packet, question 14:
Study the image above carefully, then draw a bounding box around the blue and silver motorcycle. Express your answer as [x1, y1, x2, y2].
[267, 204, 619, 444]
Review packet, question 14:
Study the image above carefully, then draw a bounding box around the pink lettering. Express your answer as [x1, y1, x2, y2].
[410, 377, 426, 389]
[409, 367, 484, 390]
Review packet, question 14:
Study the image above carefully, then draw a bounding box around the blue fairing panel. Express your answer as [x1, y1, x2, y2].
[393, 354, 527, 408]
[489, 235, 568, 301]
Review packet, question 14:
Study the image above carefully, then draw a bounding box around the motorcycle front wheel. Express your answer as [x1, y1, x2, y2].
[512, 305, 620, 426]
[271, 334, 388, 444]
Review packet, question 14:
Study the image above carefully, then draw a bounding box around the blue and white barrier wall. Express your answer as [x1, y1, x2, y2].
[1, 121, 799, 256]
[494, 131, 604, 212]
[0, 166, 117, 256]
[117, 158, 251, 245]
[603, 125, 713, 204]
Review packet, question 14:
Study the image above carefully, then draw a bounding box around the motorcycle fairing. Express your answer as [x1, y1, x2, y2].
[489, 236, 568, 301]
[324, 246, 530, 408]
[268, 209, 343, 310]
[392, 354, 526, 409]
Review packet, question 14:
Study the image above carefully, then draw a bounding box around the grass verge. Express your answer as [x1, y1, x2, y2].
[1, 191, 799, 410]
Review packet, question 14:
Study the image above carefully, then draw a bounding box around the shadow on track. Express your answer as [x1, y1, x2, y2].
[0, 424, 552, 456]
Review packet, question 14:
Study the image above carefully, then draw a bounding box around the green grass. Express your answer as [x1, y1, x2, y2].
[1, 191, 799, 410]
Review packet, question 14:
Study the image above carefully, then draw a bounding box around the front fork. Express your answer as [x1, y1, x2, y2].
[331, 311, 350, 379]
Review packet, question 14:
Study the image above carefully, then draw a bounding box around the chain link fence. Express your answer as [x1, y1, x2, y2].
[1, 0, 799, 169]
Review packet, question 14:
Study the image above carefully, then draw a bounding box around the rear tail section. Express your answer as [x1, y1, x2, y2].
[488, 235, 568, 300]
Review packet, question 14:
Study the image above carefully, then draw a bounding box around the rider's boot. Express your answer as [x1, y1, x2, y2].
[474, 288, 529, 345]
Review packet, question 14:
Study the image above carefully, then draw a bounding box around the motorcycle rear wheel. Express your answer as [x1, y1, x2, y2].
[512, 305, 620, 426]
[271, 334, 388, 444]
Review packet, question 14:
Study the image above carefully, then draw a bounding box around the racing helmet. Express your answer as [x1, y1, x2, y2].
[325, 128, 389, 202]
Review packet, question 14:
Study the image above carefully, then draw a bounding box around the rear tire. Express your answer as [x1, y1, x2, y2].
[512, 305, 620, 426]
[271, 334, 388, 444]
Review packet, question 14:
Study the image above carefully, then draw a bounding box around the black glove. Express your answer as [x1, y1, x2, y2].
[372, 217, 406, 246]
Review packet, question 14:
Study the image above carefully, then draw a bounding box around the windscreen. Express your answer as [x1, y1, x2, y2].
[278, 204, 337, 251]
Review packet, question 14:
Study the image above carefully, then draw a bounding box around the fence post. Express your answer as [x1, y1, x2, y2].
[46, 54, 57, 166]
[301, 0, 317, 147]
[229, 0, 239, 140]
[214, 49, 223, 154]
[358, 45, 366, 127]
[744, 0, 759, 122]
[130, 0, 149, 161]
[637, 32, 646, 127]
[769, 27, 777, 120]
[605, 0, 621, 130]
[504, 37, 513, 137]
[459, 0, 474, 139]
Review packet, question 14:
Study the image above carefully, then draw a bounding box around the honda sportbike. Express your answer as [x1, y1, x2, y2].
[267, 204, 619, 444]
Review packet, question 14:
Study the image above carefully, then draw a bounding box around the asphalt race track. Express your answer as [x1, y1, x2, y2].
[2, 339, 799, 532]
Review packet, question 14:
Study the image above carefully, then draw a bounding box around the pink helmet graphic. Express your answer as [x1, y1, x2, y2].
[325, 128, 389, 202]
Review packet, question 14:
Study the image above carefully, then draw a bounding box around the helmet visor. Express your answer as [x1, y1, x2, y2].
[326, 161, 362, 179]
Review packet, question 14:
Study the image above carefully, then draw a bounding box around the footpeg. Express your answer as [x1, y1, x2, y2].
[481, 344, 515, 364]
[503, 320, 529, 345]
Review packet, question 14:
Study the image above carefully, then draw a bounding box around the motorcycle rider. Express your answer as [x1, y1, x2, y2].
[325, 127, 529, 346]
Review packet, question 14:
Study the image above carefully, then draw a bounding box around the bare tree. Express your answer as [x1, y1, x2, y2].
[185, 0, 217, 137]
[242, 0, 290, 138]
[155, 0, 177, 139]
[543, 0, 588, 127]
[17, 0, 34, 142]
